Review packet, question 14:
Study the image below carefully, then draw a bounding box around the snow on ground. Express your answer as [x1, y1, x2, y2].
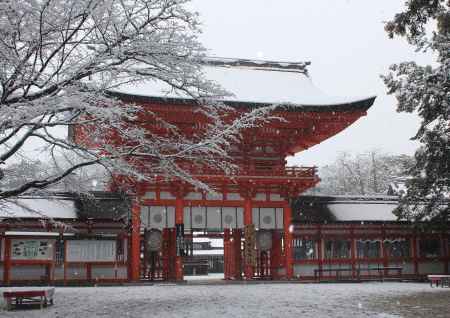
[184, 273, 224, 281]
[0, 282, 449, 318]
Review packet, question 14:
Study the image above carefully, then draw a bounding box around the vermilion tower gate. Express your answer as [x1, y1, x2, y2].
[75, 58, 375, 281]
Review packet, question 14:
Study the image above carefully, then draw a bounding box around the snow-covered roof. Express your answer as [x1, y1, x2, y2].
[0, 197, 77, 219]
[326, 201, 398, 222]
[293, 195, 401, 222]
[0, 192, 129, 221]
[113, 57, 375, 108]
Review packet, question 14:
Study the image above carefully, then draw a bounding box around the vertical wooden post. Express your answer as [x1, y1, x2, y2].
[86, 263, 92, 282]
[233, 229, 242, 280]
[175, 197, 184, 281]
[412, 233, 419, 276]
[63, 240, 67, 285]
[243, 198, 253, 279]
[350, 227, 356, 279]
[4, 238, 11, 285]
[283, 202, 293, 279]
[381, 225, 389, 277]
[270, 231, 282, 279]
[162, 228, 170, 280]
[318, 224, 323, 278]
[223, 228, 231, 279]
[130, 199, 141, 282]
[445, 235, 449, 275]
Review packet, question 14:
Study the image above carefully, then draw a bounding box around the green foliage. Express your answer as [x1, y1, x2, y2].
[383, 1, 450, 223]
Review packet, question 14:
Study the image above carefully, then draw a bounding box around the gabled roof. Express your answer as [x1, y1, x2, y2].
[111, 57, 376, 111]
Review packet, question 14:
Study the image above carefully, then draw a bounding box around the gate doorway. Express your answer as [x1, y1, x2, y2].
[139, 227, 285, 281]
[184, 232, 225, 281]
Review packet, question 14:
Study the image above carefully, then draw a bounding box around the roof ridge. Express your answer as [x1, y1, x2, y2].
[203, 57, 310, 74]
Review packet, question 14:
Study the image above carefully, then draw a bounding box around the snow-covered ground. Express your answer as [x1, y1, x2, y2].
[1, 282, 449, 317]
[184, 273, 224, 281]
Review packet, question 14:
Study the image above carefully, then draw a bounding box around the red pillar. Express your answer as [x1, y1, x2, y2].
[412, 233, 419, 276]
[350, 227, 356, 279]
[3, 238, 11, 285]
[175, 197, 184, 281]
[318, 224, 323, 279]
[381, 225, 389, 277]
[445, 235, 449, 275]
[284, 202, 294, 279]
[130, 200, 141, 282]
[162, 228, 171, 280]
[244, 198, 254, 279]
[233, 229, 242, 280]
[223, 229, 231, 279]
[271, 231, 282, 279]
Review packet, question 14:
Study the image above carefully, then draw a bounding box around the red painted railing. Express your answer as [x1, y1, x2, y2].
[190, 165, 318, 179]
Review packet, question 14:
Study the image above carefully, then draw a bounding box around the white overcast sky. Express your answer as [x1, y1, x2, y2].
[190, 0, 433, 167]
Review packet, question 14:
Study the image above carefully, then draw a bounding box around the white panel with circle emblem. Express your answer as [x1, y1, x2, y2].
[260, 208, 276, 229]
[191, 207, 206, 229]
[149, 206, 166, 230]
[222, 207, 237, 229]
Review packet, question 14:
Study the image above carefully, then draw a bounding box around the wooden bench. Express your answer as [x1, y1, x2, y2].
[314, 268, 353, 281]
[428, 275, 450, 288]
[3, 288, 55, 311]
[314, 267, 402, 282]
[356, 266, 403, 280]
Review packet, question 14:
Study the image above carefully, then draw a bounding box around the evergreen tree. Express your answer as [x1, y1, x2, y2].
[382, 0, 450, 222]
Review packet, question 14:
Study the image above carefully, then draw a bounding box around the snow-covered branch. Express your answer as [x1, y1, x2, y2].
[0, 0, 275, 201]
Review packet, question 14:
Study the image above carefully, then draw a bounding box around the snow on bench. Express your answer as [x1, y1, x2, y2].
[3, 287, 55, 311]
[428, 275, 450, 288]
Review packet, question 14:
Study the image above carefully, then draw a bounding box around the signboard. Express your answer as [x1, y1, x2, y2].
[244, 224, 257, 266]
[176, 224, 185, 257]
[11, 239, 54, 260]
[66, 240, 116, 262]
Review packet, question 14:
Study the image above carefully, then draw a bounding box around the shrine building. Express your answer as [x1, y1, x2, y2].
[100, 57, 376, 282]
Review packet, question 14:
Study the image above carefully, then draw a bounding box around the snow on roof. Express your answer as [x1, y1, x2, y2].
[0, 197, 77, 219]
[113, 57, 375, 107]
[326, 202, 398, 222]
[294, 195, 401, 222]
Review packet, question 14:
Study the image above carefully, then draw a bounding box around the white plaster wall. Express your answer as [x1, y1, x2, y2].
[10, 265, 46, 280]
[294, 264, 317, 277]
[92, 265, 127, 280]
[53, 265, 65, 280]
[65, 265, 87, 279]
[418, 261, 445, 274]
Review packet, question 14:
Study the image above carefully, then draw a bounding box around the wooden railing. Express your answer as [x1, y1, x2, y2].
[189, 165, 318, 179]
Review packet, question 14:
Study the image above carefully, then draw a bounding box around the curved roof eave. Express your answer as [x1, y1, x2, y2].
[107, 90, 376, 113]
